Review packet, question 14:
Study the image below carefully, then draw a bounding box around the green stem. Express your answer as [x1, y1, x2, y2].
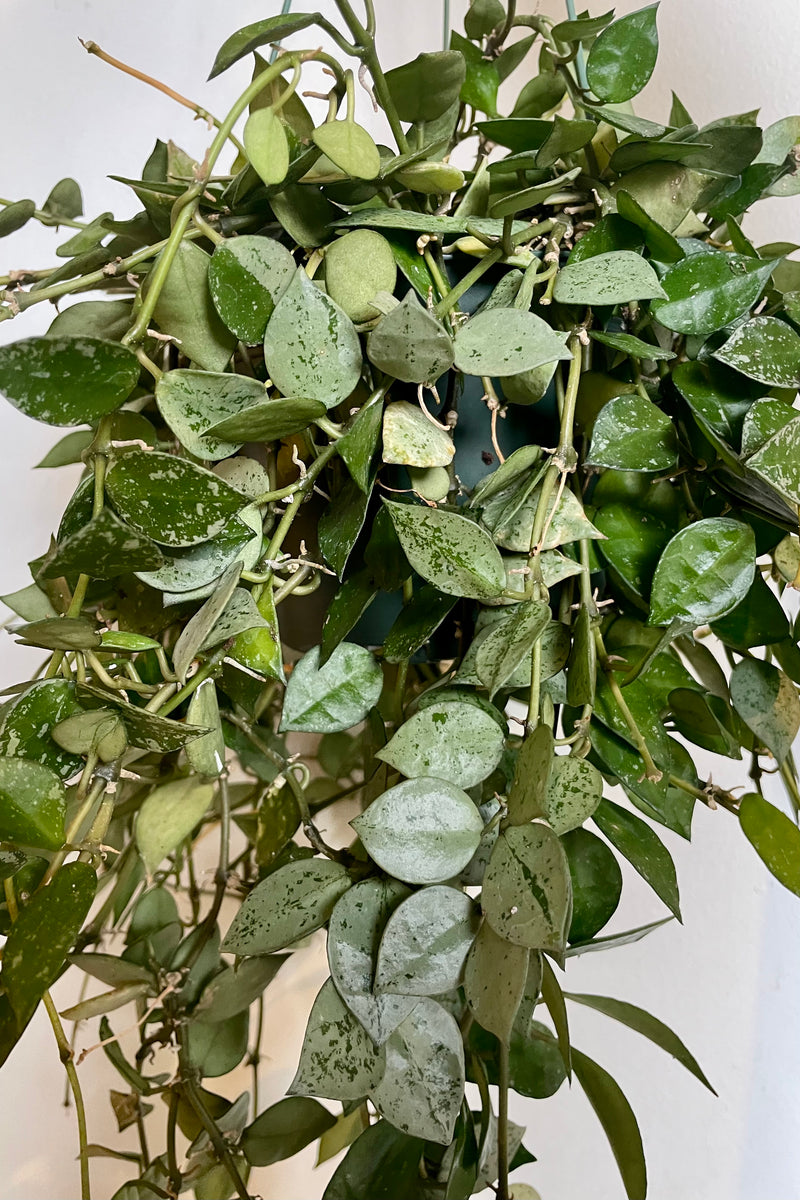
[43, 992, 92, 1200]
[331, 0, 410, 152]
[597, 627, 662, 782]
[262, 440, 340, 565]
[157, 645, 229, 717]
[181, 1076, 251, 1200]
[497, 1040, 511, 1200]
[166, 1090, 182, 1196]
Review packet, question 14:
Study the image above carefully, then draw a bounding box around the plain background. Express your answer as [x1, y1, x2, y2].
[1, 2, 800, 1197]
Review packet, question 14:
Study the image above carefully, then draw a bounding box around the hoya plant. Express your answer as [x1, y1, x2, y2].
[2, 2, 800, 1197]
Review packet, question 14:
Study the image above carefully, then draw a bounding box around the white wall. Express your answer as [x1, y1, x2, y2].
[1, 3, 800, 1199]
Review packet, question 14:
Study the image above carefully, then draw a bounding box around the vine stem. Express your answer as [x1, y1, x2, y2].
[330, 0, 410, 152]
[181, 1076, 251, 1200]
[596, 626, 662, 782]
[497, 1039, 511, 1200]
[0, 197, 86, 232]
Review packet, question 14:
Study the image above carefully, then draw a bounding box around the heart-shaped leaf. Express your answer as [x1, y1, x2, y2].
[325, 230, 397, 322]
[244, 107, 290, 186]
[713, 315, 800, 387]
[454, 309, 571, 376]
[156, 370, 270, 460]
[384, 52, 466, 123]
[313, 121, 381, 181]
[208, 235, 295, 343]
[588, 394, 678, 472]
[553, 252, 666, 306]
[368, 292, 454, 384]
[464, 921, 529, 1043]
[375, 886, 479, 995]
[135, 777, 215, 874]
[586, 4, 659, 103]
[289, 978, 385, 1099]
[651, 253, 775, 335]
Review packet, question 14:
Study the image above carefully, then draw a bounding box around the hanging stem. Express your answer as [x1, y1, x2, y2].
[181, 1076, 251, 1200]
[497, 1040, 511, 1200]
[330, 0, 410, 152]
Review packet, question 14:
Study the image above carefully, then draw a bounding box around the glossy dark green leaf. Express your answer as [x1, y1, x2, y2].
[451, 32, 499, 115]
[652, 253, 776, 335]
[730, 658, 800, 762]
[134, 513, 253, 594]
[208, 235, 294, 343]
[352, 777, 483, 885]
[465, 0, 505, 38]
[320, 571, 377, 664]
[0, 758, 65, 851]
[593, 798, 680, 918]
[384, 500, 505, 601]
[384, 585, 456, 663]
[222, 859, 351, 955]
[739, 792, 800, 897]
[375, 885, 478, 996]
[151, 241, 236, 371]
[710, 572, 789, 649]
[615, 188, 685, 262]
[135, 777, 214, 874]
[209, 13, 321, 78]
[319, 479, 372, 579]
[384, 51, 466, 123]
[0, 337, 139, 427]
[482, 824, 572, 951]
[4, 862, 96, 1027]
[106, 451, 246, 548]
[713, 315, 800, 387]
[672, 359, 756, 445]
[280, 643, 382, 733]
[290, 978, 384, 1100]
[740, 398, 796, 457]
[368, 292, 454, 385]
[41, 508, 165, 580]
[338, 397, 383, 492]
[454, 308, 570, 376]
[649, 518, 756, 629]
[589, 330, 675, 361]
[322, 1119, 423, 1200]
[242, 1097, 336, 1167]
[589, 394, 677, 472]
[377, 700, 504, 787]
[512, 70, 568, 119]
[553, 251, 665, 306]
[571, 1048, 647, 1200]
[586, 4, 659, 103]
[0, 680, 82, 780]
[563, 827, 622, 942]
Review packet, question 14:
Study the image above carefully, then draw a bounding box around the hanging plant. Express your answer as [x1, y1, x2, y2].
[1, 3, 800, 1198]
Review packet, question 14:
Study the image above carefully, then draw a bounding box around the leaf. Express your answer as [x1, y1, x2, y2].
[135, 777, 215, 875]
[241, 1097, 336, 1167]
[156, 370, 264, 460]
[0, 199, 35, 237]
[151, 241, 236, 371]
[0, 758, 65, 851]
[203, 587, 268, 649]
[571, 1048, 647, 1200]
[451, 31, 499, 116]
[536, 115, 597, 169]
[195, 956, 287, 1023]
[454, 309, 570, 377]
[209, 13, 321, 76]
[589, 330, 675, 361]
[465, 0, 505, 38]
[563, 827, 622, 943]
[0, 336, 139, 426]
[14, 617, 100, 652]
[264, 269, 362, 409]
[338, 397, 383, 492]
[506, 724, 555, 826]
[313, 121, 381, 181]
[464, 921, 528, 1042]
[327, 878, 417, 1045]
[713, 315, 800, 387]
[651, 253, 776, 335]
[367, 292, 454, 385]
[52, 709, 126, 763]
[325, 230, 397, 323]
[740, 398, 796, 457]
[290, 978, 385, 1100]
[351, 777, 483, 885]
[614, 188, 685, 262]
[318, 480, 372, 580]
[186, 681, 226, 778]
[375, 885, 479, 996]
[541, 955, 571, 1077]
[370, 997, 464, 1145]
[730, 659, 800, 763]
[377, 701, 505, 788]
[382, 401, 454, 469]
[482, 824, 572, 952]
[648, 517, 756, 629]
[553, 251, 665, 306]
[0, 679, 82, 779]
[475, 601, 550, 699]
[222, 857, 351, 956]
[41, 509, 165, 580]
[105, 451, 246, 548]
[593, 798, 681, 918]
[384, 501, 505, 601]
[545, 756, 604, 835]
[385, 51, 466, 123]
[244, 106, 290, 186]
[566, 916, 673, 957]
[135, 513, 253, 594]
[76, 683, 209, 753]
[280, 643, 382, 733]
[208, 235, 294, 343]
[739, 792, 800, 897]
[184, 1010, 249, 1077]
[1, 583, 57, 623]
[60, 982, 151, 1024]
[746, 415, 800, 505]
[68, 950, 155, 989]
[552, 9, 615, 42]
[322, 1120, 423, 1200]
[588, 394, 678, 472]
[566, 992, 716, 1092]
[383, 585, 456, 663]
[586, 4, 659, 103]
[41, 177, 83, 222]
[4, 862, 96, 1028]
[481, 481, 603, 554]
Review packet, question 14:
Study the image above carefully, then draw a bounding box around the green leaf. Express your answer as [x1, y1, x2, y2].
[465, 0, 505, 39]
[68, 953, 155, 989]
[184, 1010, 249, 1078]
[41, 177, 83, 223]
[586, 4, 659, 103]
[454, 308, 571, 376]
[0, 679, 82, 780]
[320, 571, 377, 663]
[0, 199, 35, 237]
[134, 513, 253, 594]
[185, 681, 226, 778]
[553, 251, 665, 306]
[313, 121, 381, 181]
[589, 330, 675, 361]
[325, 230, 397, 323]
[377, 701, 505, 788]
[135, 777, 214, 875]
[536, 115, 597, 169]
[322, 1119, 423, 1200]
[464, 921, 528, 1042]
[710, 573, 789, 650]
[208, 235, 294, 343]
[383, 585, 456, 664]
[209, 13, 321, 77]
[451, 31, 499, 116]
[475, 601, 550, 699]
[481, 481, 602, 554]
[151, 241, 236, 371]
[338, 397, 383, 492]
[610, 161, 707, 233]
[14, 617, 100, 652]
[566, 916, 673, 957]
[76, 683, 209, 754]
[368, 292, 454, 385]
[545, 756, 604, 835]
[242, 1097, 336, 1167]
[566, 992, 716, 1092]
[157, 370, 265, 460]
[244, 107, 290, 186]
[740, 398, 796, 457]
[649, 518, 756, 629]
[318, 479, 372, 580]
[571, 1048, 647, 1200]
[41, 509, 164, 580]
[754, 115, 800, 196]
[614, 188, 685, 262]
[280, 643, 382, 733]
[375, 885, 479, 996]
[713, 316, 800, 387]
[0, 337, 139, 427]
[172, 558, 242, 680]
[370, 997, 464, 1144]
[563, 827, 622, 943]
[589, 394, 677, 472]
[51, 708, 126, 764]
[382, 401, 454, 469]
[392, 160, 465, 195]
[264, 269, 362, 409]
[1, 583, 57, 623]
[651, 253, 776, 335]
[222, 859, 351, 955]
[552, 9, 615, 42]
[194, 956, 286, 1023]
[384, 500, 505, 601]
[0, 758, 65, 851]
[593, 798, 681, 918]
[385, 51, 466, 123]
[327, 878, 417, 1045]
[730, 659, 800, 763]
[505, 724, 554, 826]
[351, 777, 483, 885]
[105, 451, 246, 548]
[739, 792, 800, 897]
[4, 862, 96, 1027]
[541, 954, 571, 1077]
[482, 824, 572, 952]
[205, 392, 327, 448]
[290, 978, 385, 1100]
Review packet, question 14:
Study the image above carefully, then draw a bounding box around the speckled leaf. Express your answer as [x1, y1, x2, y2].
[369, 998, 464, 1145]
[289, 978, 385, 1100]
[313, 121, 381, 181]
[506, 724, 555, 827]
[41, 508, 165, 580]
[244, 107, 290, 186]
[382, 401, 454, 468]
[746, 416, 800, 504]
[202, 587, 268, 649]
[338, 398, 384, 492]
[0, 757, 65, 851]
[589, 330, 675, 361]
[134, 513, 252, 593]
[739, 792, 800, 897]
[351, 778, 483, 885]
[649, 518, 756, 628]
[324, 230, 397, 323]
[554, 252, 665, 306]
[713, 316, 800, 387]
[0, 679, 82, 780]
[377, 701, 505, 788]
[0, 336, 139, 426]
[482, 824, 572, 952]
[740, 398, 796, 457]
[327, 878, 417, 1045]
[651, 253, 776, 335]
[318, 479, 372, 580]
[454, 309, 570, 377]
[4, 862, 96, 1027]
[384, 500, 505, 601]
[172, 560, 242, 681]
[481, 483, 603, 554]
[593, 798, 680, 918]
[135, 777, 215, 875]
[545, 757, 604, 835]
[730, 659, 800, 763]
[588, 394, 678, 472]
[586, 4, 659, 103]
[208, 235, 295, 343]
[76, 683, 209, 753]
[151, 241, 236, 371]
[280, 643, 382, 733]
[156, 370, 265, 460]
[475, 601, 550, 699]
[367, 292, 454, 385]
[186, 681, 226, 778]
[106, 451, 246, 548]
[223, 860, 351, 955]
[264, 269, 362, 409]
[464, 921, 528, 1042]
[375, 886, 479, 996]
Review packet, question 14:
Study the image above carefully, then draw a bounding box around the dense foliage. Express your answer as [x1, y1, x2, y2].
[2, 2, 800, 1197]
